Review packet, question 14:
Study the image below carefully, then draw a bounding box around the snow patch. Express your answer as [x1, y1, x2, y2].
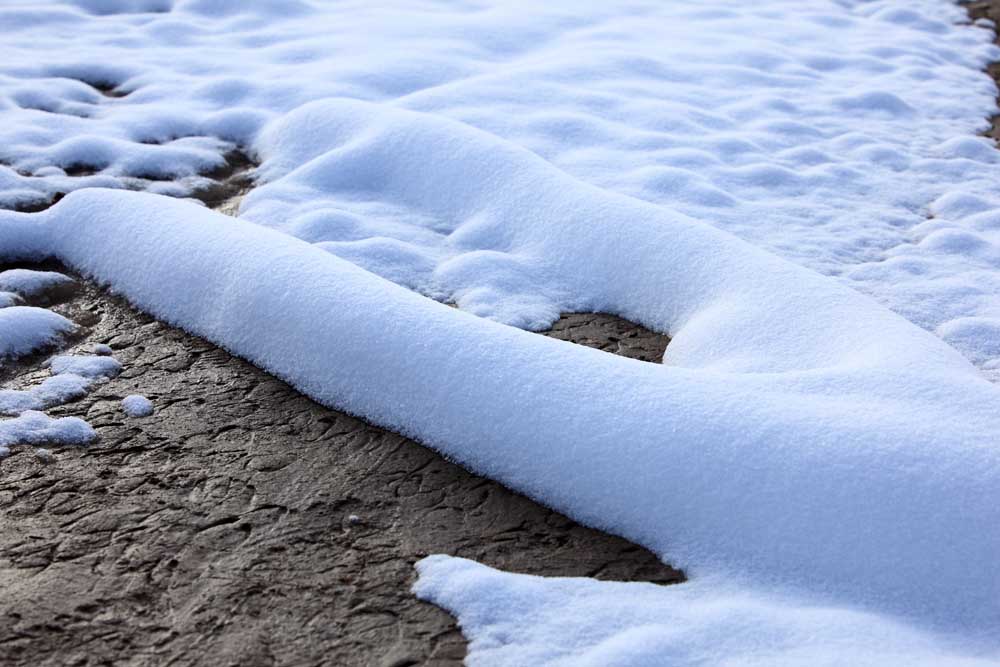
[0, 410, 96, 453]
[49, 353, 122, 379]
[122, 394, 153, 417]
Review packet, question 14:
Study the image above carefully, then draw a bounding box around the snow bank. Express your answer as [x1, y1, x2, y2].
[3, 0, 1000, 663]
[0, 187, 993, 650]
[0, 306, 75, 359]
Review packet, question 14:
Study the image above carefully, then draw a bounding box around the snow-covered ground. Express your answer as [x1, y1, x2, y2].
[1, 0, 1000, 664]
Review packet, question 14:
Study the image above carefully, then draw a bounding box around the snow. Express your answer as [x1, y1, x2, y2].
[0, 187, 994, 658]
[0, 306, 75, 360]
[0, 268, 74, 298]
[1, 0, 1000, 664]
[122, 394, 153, 417]
[49, 353, 122, 379]
[0, 410, 96, 457]
[0, 354, 121, 415]
[0, 292, 21, 308]
[414, 557, 1000, 667]
[0, 373, 90, 415]
[1, 0, 1000, 365]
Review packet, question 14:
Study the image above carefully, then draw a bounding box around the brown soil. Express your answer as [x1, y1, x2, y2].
[965, 2, 1000, 140]
[0, 260, 679, 666]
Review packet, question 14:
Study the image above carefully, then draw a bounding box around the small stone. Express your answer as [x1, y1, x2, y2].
[347, 514, 362, 525]
[35, 448, 54, 463]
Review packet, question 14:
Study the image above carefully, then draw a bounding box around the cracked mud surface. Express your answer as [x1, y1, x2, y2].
[0, 261, 679, 666]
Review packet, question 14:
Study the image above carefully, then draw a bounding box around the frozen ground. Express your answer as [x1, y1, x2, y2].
[2, 0, 1000, 665]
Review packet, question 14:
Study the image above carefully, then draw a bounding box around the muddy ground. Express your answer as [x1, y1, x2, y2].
[0, 259, 680, 667]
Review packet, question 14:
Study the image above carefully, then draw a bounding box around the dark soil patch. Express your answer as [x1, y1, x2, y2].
[965, 1, 1000, 140]
[188, 148, 257, 214]
[83, 80, 129, 99]
[0, 259, 679, 666]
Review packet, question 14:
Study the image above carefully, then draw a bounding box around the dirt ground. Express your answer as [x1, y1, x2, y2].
[0, 263, 680, 667]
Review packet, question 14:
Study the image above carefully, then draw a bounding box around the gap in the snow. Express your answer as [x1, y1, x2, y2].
[0, 146, 258, 215]
[81, 79, 130, 99]
[540, 312, 669, 363]
[190, 148, 257, 215]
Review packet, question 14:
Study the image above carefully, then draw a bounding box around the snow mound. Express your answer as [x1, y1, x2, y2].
[3, 0, 1000, 663]
[122, 394, 153, 417]
[0, 306, 75, 359]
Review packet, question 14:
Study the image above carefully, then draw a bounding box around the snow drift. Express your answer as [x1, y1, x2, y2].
[3, 0, 1000, 664]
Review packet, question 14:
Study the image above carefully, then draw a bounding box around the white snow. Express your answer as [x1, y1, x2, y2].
[0, 292, 20, 308]
[49, 353, 122, 379]
[0, 354, 121, 416]
[1, 0, 1000, 664]
[0, 306, 75, 359]
[0, 373, 90, 415]
[122, 394, 153, 417]
[1, 0, 1000, 366]
[0, 187, 993, 660]
[0, 410, 96, 456]
[414, 556, 1000, 667]
[0, 268, 74, 298]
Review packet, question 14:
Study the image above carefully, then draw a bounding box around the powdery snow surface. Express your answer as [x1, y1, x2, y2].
[1, 0, 1000, 361]
[414, 557, 1000, 667]
[1, 0, 1000, 664]
[122, 394, 153, 417]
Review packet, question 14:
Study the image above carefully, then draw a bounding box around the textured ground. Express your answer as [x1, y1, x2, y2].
[0, 259, 678, 666]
